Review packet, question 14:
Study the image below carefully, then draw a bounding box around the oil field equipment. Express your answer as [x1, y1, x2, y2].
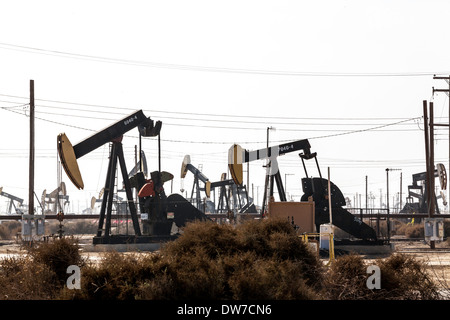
[424, 217, 444, 242]
[210, 173, 257, 215]
[41, 182, 69, 214]
[0, 186, 24, 214]
[400, 163, 447, 217]
[57, 110, 161, 243]
[180, 155, 256, 216]
[180, 155, 212, 209]
[58, 110, 209, 244]
[228, 139, 377, 241]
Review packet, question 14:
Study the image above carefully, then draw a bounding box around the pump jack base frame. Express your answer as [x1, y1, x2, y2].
[92, 234, 179, 245]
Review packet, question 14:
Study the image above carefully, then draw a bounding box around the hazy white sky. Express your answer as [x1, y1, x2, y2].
[1, 0, 450, 212]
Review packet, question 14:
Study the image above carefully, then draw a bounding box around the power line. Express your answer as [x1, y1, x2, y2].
[35, 103, 417, 126]
[0, 93, 420, 134]
[1, 103, 422, 146]
[0, 92, 423, 123]
[33, 108, 421, 132]
[1, 42, 448, 77]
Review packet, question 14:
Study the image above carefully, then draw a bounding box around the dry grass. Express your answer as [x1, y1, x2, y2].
[0, 237, 83, 299]
[0, 221, 21, 240]
[324, 253, 440, 300]
[78, 219, 325, 300]
[0, 219, 446, 300]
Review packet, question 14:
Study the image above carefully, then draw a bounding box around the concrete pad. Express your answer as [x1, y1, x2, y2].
[335, 243, 395, 255]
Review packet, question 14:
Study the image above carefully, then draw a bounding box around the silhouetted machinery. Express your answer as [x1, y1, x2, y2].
[41, 182, 69, 214]
[57, 110, 208, 244]
[400, 163, 447, 218]
[180, 155, 256, 215]
[228, 139, 377, 241]
[0, 187, 24, 214]
[180, 155, 212, 210]
[210, 173, 257, 215]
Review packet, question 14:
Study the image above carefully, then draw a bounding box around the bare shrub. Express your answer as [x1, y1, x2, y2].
[72, 251, 159, 300]
[378, 253, 440, 300]
[139, 247, 227, 300]
[64, 220, 98, 235]
[0, 256, 58, 300]
[139, 218, 324, 300]
[324, 253, 441, 300]
[226, 254, 319, 300]
[0, 221, 21, 240]
[27, 237, 85, 285]
[163, 220, 239, 259]
[1, 219, 443, 300]
[324, 254, 372, 300]
[404, 224, 424, 239]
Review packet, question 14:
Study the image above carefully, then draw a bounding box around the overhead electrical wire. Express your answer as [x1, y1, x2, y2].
[0, 102, 433, 175]
[35, 103, 418, 127]
[0, 93, 423, 132]
[0, 93, 422, 122]
[0, 42, 449, 77]
[32, 109, 422, 133]
[0, 101, 423, 146]
[0, 92, 424, 139]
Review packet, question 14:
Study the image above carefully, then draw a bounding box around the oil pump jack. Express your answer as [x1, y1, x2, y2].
[0, 187, 24, 214]
[180, 155, 256, 216]
[58, 110, 208, 244]
[210, 173, 257, 215]
[228, 139, 377, 241]
[400, 163, 447, 218]
[41, 182, 69, 214]
[58, 110, 161, 244]
[180, 155, 212, 210]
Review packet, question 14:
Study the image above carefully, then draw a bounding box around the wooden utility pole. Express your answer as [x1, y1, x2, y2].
[430, 101, 436, 249]
[430, 101, 436, 219]
[424, 100, 437, 249]
[432, 75, 450, 212]
[400, 172, 402, 211]
[423, 100, 431, 211]
[386, 168, 390, 241]
[28, 80, 35, 215]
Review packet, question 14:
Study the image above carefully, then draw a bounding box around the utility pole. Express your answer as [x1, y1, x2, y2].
[386, 168, 401, 241]
[424, 100, 437, 249]
[261, 126, 275, 215]
[386, 169, 390, 241]
[432, 75, 450, 213]
[29, 80, 35, 215]
[430, 101, 436, 249]
[430, 101, 436, 219]
[400, 172, 402, 211]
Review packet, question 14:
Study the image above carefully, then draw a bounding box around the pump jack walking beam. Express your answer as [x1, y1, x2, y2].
[58, 110, 160, 190]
